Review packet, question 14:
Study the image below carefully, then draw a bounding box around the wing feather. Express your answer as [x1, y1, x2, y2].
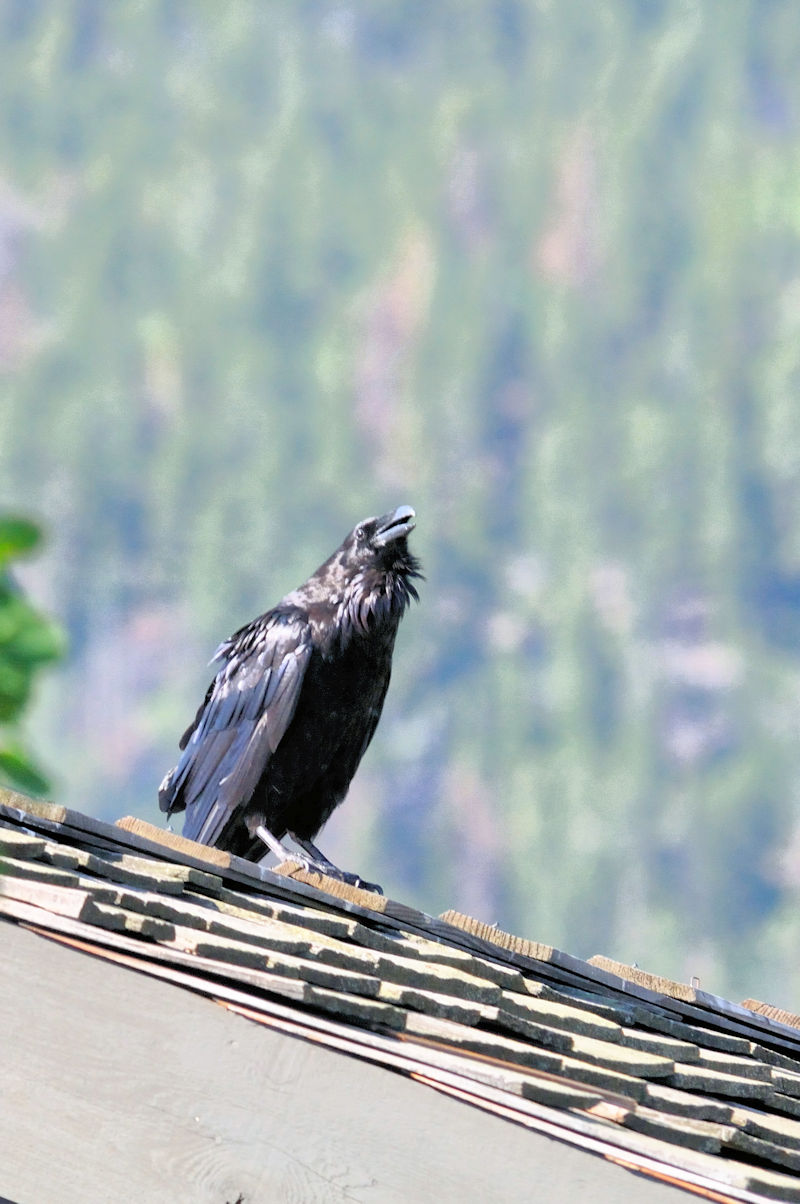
[159, 609, 313, 846]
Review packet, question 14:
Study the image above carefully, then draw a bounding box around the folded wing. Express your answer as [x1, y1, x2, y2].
[158, 609, 313, 846]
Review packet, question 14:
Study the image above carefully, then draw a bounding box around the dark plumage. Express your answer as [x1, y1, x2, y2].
[159, 505, 421, 890]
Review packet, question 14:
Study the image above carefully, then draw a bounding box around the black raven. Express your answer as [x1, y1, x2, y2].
[159, 505, 421, 891]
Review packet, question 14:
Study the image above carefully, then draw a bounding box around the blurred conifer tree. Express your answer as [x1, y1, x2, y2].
[0, 516, 64, 793]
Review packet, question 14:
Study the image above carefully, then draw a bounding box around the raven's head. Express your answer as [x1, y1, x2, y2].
[324, 505, 422, 639]
[343, 504, 420, 574]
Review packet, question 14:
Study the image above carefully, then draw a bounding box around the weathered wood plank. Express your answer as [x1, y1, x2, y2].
[0, 786, 67, 821]
[435, 909, 800, 1056]
[3, 922, 698, 1204]
[440, 909, 563, 964]
[0, 875, 89, 916]
[7, 791, 800, 1059]
[0, 800, 396, 925]
[19, 924, 635, 1115]
[272, 860, 389, 912]
[744, 1000, 800, 1034]
[115, 815, 232, 869]
[0, 823, 48, 857]
[588, 956, 701, 1004]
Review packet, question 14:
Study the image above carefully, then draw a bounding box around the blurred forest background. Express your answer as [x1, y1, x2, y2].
[3, 0, 800, 1006]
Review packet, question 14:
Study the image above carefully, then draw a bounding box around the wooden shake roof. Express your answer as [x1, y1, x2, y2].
[4, 785, 800, 1202]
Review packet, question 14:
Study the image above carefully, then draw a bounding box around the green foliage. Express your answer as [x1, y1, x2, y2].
[0, 517, 65, 794]
[0, 517, 41, 565]
[3, 1, 800, 1003]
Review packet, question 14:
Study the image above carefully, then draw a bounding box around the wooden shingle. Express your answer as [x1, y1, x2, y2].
[6, 795, 800, 1204]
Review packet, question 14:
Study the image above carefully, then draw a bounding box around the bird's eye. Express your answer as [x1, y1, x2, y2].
[355, 524, 366, 542]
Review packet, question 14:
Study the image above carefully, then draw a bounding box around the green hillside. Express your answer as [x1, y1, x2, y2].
[3, 1, 800, 1005]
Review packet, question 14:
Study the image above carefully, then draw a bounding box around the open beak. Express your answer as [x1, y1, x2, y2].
[373, 504, 416, 547]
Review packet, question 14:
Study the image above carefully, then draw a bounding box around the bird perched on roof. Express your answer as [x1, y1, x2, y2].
[159, 505, 421, 892]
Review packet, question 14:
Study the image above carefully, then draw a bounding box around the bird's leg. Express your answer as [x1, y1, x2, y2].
[292, 835, 384, 896]
[254, 824, 316, 876]
[254, 823, 384, 895]
[291, 837, 341, 875]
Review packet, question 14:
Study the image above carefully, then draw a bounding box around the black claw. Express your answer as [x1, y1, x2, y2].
[345, 872, 384, 895]
[299, 861, 383, 895]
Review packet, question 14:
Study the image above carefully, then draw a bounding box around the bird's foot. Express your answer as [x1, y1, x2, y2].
[290, 834, 384, 895]
[328, 867, 384, 895]
[289, 857, 383, 896]
[254, 825, 383, 893]
[255, 824, 316, 876]
[286, 854, 318, 878]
